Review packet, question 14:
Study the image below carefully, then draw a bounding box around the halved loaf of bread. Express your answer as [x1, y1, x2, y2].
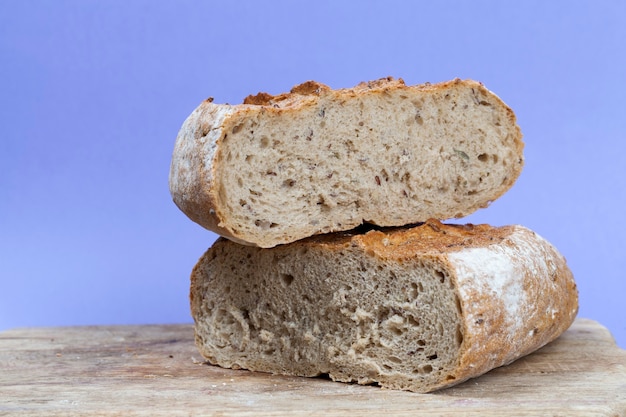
[170, 78, 524, 248]
[190, 220, 578, 393]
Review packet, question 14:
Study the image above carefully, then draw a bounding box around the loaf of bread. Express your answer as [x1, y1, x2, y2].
[190, 220, 578, 393]
[170, 78, 524, 247]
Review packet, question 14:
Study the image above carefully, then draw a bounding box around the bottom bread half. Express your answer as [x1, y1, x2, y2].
[190, 220, 578, 393]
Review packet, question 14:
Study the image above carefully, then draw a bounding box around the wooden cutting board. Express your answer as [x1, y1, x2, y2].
[0, 318, 624, 416]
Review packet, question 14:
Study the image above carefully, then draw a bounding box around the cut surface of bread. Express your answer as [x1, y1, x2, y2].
[190, 220, 578, 393]
[170, 78, 524, 247]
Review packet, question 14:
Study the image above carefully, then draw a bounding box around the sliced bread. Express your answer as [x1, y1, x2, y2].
[190, 220, 578, 393]
[170, 78, 524, 247]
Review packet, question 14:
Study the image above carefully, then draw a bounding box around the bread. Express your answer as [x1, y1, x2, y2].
[170, 78, 524, 248]
[190, 220, 578, 393]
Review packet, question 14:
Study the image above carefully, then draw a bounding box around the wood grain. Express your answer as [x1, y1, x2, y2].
[0, 319, 624, 416]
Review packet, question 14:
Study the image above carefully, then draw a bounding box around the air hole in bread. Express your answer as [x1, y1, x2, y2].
[232, 123, 243, 134]
[408, 282, 419, 299]
[388, 355, 402, 364]
[407, 315, 420, 327]
[254, 219, 273, 229]
[281, 273, 294, 287]
[456, 326, 464, 346]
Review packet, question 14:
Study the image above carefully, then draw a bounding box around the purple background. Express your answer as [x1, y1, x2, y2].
[1, 1, 625, 348]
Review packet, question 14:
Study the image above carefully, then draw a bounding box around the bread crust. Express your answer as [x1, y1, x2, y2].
[168, 100, 249, 244]
[190, 220, 578, 392]
[171, 78, 524, 247]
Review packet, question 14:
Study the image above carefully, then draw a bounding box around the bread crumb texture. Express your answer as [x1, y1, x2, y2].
[170, 78, 524, 247]
[190, 220, 578, 393]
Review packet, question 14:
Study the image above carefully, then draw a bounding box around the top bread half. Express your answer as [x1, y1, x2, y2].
[170, 78, 524, 247]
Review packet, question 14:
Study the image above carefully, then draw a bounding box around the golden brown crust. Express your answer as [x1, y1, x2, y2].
[243, 80, 332, 106]
[286, 219, 514, 259]
[354, 220, 513, 259]
[241, 77, 413, 109]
